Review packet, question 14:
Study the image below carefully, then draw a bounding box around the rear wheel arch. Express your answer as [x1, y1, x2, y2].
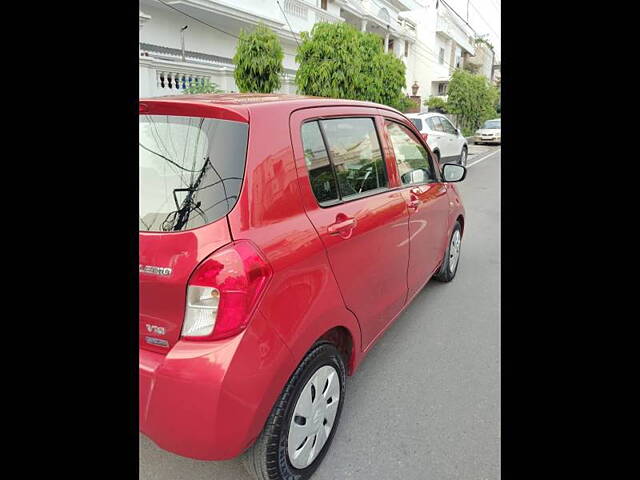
[318, 326, 355, 375]
[456, 215, 465, 236]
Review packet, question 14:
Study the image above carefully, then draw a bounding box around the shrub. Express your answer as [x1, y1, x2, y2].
[233, 24, 284, 93]
[182, 79, 223, 95]
[295, 22, 406, 110]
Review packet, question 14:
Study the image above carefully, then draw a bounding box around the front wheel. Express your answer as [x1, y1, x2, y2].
[434, 221, 462, 282]
[242, 343, 346, 480]
[459, 146, 468, 167]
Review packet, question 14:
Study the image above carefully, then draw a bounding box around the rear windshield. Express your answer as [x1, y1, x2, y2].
[139, 115, 248, 232]
[410, 118, 423, 130]
[482, 120, 501, 129]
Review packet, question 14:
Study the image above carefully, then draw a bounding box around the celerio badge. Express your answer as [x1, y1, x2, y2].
[139, 264, 172, 276]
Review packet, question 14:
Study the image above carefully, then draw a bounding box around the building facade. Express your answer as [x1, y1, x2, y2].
[399, 0, 477, 112]
[139, 0, 416, 98]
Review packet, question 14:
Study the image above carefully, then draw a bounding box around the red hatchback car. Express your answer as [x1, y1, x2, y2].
[139, 94, 466, 480]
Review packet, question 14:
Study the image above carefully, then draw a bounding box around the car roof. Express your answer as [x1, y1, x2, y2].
[139, 93, 401, 120]
[406, 112, 444, 118]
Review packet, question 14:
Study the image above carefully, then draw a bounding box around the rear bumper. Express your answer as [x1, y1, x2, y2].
[139, 313, 295, 460]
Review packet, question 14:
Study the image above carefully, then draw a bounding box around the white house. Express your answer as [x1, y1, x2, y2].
[139, 0, 417, 98]
[400, 0, 477, 111]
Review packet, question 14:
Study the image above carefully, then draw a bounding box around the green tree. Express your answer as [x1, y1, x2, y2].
[295, 22, 407, 110]
[424, 96, 448, 112]
[182, 79, 223, 95]
[446, 69, 499, 136]
[233, 24, 284, 93]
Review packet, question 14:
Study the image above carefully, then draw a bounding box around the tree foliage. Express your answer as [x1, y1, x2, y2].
[233, 24, 284, 93]
[182, 79, 223, 95]
[424, 96, 448, 112]
[295, 22, 407, 110]
[445, 69, 499, 135]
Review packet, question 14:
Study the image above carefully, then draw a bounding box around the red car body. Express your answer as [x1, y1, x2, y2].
[139, 94, 465, 461]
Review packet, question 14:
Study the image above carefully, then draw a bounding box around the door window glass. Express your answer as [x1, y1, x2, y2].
[430, 116, 445, 132]
[320, 118, 388, 199]
[385, 121, 436, 186]
[301, 121, 339, 205]
[440, 117, 457, 135]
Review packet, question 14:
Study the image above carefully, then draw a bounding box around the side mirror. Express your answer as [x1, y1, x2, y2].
[442, 163, 466, 182]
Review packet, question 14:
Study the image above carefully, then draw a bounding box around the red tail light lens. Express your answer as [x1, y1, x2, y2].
[181, 240, 272, 341]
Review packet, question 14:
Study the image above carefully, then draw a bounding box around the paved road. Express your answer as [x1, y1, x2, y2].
[139, 147, 501, 480]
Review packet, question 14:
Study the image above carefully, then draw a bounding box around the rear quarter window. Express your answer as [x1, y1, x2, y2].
[139, 115, 248, 232]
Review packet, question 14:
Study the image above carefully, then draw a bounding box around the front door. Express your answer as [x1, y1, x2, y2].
[290, 110, 410, 349]
[439, 116, 464, 162]
[383, 119, 451, 299]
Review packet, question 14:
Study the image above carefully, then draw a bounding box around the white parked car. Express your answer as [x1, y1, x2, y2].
[406, 112, 469, 166]
[474, 118, 501, 145]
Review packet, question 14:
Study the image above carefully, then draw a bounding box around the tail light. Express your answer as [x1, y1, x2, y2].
[181, 240, 272, 341]
[421, 133, 428, 142]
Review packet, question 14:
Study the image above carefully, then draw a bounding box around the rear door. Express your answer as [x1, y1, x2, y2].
[381, 117, 451, 299]
[427, 116, 449, 157]
[290, 108, 410, 349]
[139, 110, 249, 353]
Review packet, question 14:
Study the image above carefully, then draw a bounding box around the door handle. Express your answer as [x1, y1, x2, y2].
[328, 217, 356, 235]
[408, 196, 420, 210]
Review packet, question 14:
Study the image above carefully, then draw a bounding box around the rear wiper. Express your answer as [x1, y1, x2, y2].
[162, 157, 212, 231]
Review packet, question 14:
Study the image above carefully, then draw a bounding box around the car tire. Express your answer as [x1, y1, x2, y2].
[459, 146, 468, 167]
[242, 342, 346, 480]
[434, 221, 462, 282]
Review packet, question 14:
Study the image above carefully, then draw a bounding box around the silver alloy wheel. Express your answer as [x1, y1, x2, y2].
[449, 230, 461, 273]
[287, 365, 340, 469]
[460, 148, 467, 166]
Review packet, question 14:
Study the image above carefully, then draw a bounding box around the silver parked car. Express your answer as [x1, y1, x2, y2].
[406, 112, 469, 166]
[474, 118, 501, 145]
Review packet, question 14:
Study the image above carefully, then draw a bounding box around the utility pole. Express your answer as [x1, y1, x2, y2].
[180, 25, 188, 62]
[466, 0, 469, 21]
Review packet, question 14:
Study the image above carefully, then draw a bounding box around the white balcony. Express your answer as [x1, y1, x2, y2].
[436, 9, 475, 54]
[139, 53, 298, 98]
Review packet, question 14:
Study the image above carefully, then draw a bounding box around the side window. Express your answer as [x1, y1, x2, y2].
[385, 120, 436, 186]
[301, 121, 339, 205]
[440, 117, 457, 135]
[430, 116, 445, 132]
[425, 117, 436, 131]
[320, 118, 388, 199]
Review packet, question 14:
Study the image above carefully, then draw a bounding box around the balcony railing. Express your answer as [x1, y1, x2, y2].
[283, 0, 308, 19]
[281, 0, 343, 28]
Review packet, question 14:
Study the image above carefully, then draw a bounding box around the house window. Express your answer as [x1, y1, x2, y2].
[405, 40, 409, 57]
[388, 37, 394, 53]
[439, 47, 445, 64]
[438, 82, 447, 95]
[320, 0, 327, 10]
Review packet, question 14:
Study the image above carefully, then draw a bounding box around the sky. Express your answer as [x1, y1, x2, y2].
[404, 0, 501, 62]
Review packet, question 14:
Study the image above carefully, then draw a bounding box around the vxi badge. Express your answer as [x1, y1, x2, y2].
[139, 264, 172, 276]
[146, 324, 166, 336]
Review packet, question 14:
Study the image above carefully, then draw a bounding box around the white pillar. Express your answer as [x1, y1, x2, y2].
[384, 33, 389, 52]
[361, 19, 367, 32]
